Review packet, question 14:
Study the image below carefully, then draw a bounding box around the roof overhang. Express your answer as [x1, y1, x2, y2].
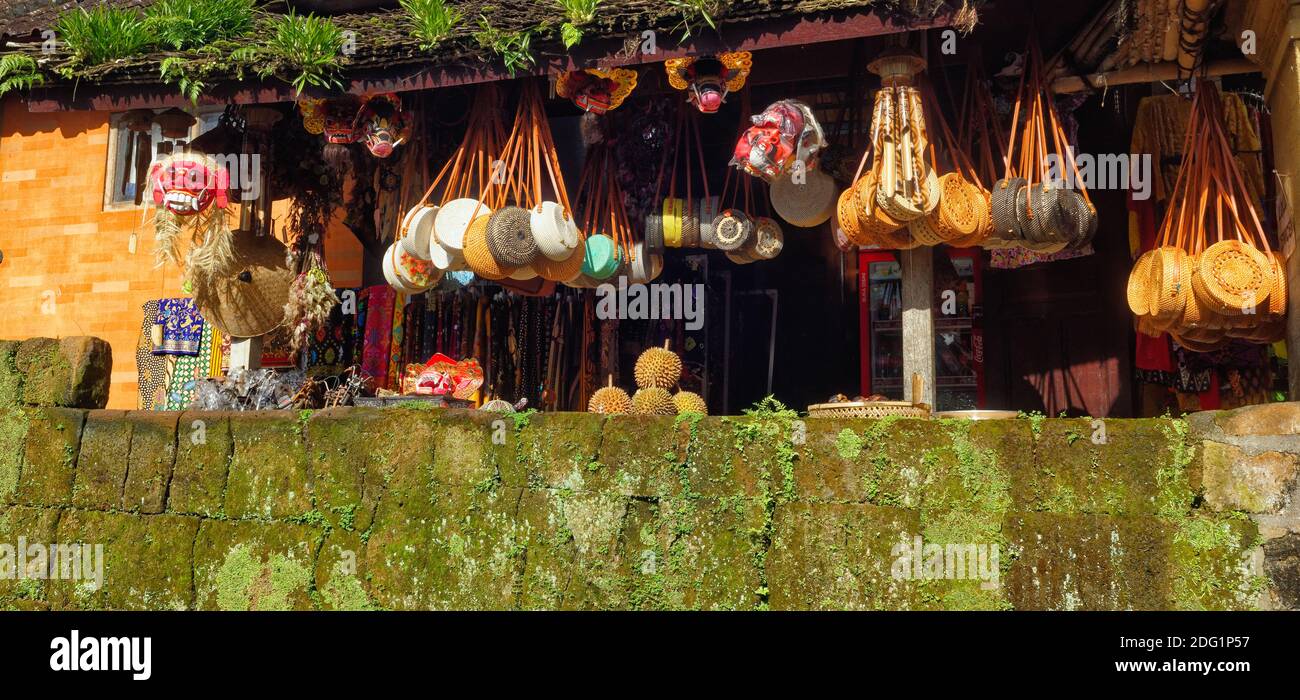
[22, 7, 952, 112]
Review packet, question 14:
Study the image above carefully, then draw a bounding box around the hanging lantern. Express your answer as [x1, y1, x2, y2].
[556, 68, 638, 114]
[155, 107, 196, 139]
[665, 52, 751, 114]
[355, 93, 411, 158]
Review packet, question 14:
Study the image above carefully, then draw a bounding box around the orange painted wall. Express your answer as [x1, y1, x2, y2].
[0, 97, 363, 409]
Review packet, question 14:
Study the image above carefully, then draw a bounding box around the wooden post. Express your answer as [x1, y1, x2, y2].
[900, 247, 935, 406]
[229, 336, 263, 371]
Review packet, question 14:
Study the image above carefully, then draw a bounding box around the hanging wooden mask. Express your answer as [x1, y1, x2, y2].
[730, 99, 825, 181]
[149, 153, 231, 216]
[356, 93, 411, 158]
[665, 52, 751, 113]
[556, 68, 638, 114]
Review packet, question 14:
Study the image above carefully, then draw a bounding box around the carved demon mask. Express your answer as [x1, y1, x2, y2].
[357, 94, 410, 158]
[150, 154, 230, 216]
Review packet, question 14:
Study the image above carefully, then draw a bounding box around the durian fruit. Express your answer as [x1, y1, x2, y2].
[631, 387, 676, 415]
[588, 375, 631, 414]
[634, 340, 682, 390]
[673, 390, 708, 415]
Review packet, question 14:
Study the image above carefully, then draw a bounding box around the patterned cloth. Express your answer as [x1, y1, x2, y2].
[165, 321, 214, 410]
[361, 285, 395, 390]
[135, 300, 169, 410]
[154, 298, 204, 355]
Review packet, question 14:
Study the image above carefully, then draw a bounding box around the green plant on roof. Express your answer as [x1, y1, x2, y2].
[159, 56, 205, 104]
[0, 55, 45, 98]
[261, 11, 346, 95]
[667, 0, 723, 40]
[473, 17, 536, 77]
[145, 0, 258, 51]
[556, 0, 602, 49]
[401, 0, 463, 51]
[55, 5, 155, 65]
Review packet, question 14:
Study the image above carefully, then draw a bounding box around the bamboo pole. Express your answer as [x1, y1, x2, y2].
[1050, 57, 1259, 94]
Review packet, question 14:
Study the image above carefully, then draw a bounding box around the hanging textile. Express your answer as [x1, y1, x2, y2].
[135, 300, 169, 410]
[154, 298, 205, 356]
[361, 285, 395, 389]
[1129, 91, 1265, 207]
[164, 321, 214, 410]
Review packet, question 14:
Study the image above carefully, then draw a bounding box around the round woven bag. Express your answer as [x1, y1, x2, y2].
[463, 214, 517, 280]
[936, 173, 981, 238]
[699, 196, 719, 248]
[907, 212, 946, 246]
[663, 198, 683, 248]
[753, 217, 784, 259]
[535, 238, 587, 283]
[531, 201, 578, 261]
[1267, 252, 1287, 317]
[712, 209, 752, 251]
[582, 233, 620, 280]
[1193, 240, 1274, 316]
[877, 222, 920, 250]
[1127, 250, 1156, 316]
[1016, 185, 1048, 244]
[401, 204, 438, 260]
[991, 177, 1026, 240]
[1171, 331, 1227, 353]
[681, 199, 701, 248]
[1147, 246, 1190, 322]
[854, 173, 905, 244]
[837, 186, 866, 244]
[1028, 182, 1066, 244]
[771, 169, 837, 228]
[945, 182, 991, 248]
[1057, 189, 1096, 249]
[486, 206, 539, 267]
[645, 213, 665, 255]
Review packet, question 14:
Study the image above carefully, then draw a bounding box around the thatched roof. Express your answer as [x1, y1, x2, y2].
[3, 0, 967, 98]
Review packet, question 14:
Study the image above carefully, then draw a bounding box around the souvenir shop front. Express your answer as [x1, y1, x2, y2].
[3, 0, 1292, 419]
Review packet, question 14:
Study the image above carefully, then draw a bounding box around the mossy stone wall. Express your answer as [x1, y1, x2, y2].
[0, 406, 1266, 611]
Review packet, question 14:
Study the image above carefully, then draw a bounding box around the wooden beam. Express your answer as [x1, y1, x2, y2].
[23, 8, 952, 112]
[1050, 57, 1260, 94]
[900, 246, 935, 407]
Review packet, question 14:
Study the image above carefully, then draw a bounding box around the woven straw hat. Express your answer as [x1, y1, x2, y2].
[199, 230, 293, 338]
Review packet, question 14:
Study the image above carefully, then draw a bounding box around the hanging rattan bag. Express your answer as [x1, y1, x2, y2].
[1193, 240, 1274, 315]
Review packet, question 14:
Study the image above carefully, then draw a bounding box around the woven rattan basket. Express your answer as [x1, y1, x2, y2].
[806, 400, 930, 419]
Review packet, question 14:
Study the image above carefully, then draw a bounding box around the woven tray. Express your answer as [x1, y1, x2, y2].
[806, 401, 930, 419]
